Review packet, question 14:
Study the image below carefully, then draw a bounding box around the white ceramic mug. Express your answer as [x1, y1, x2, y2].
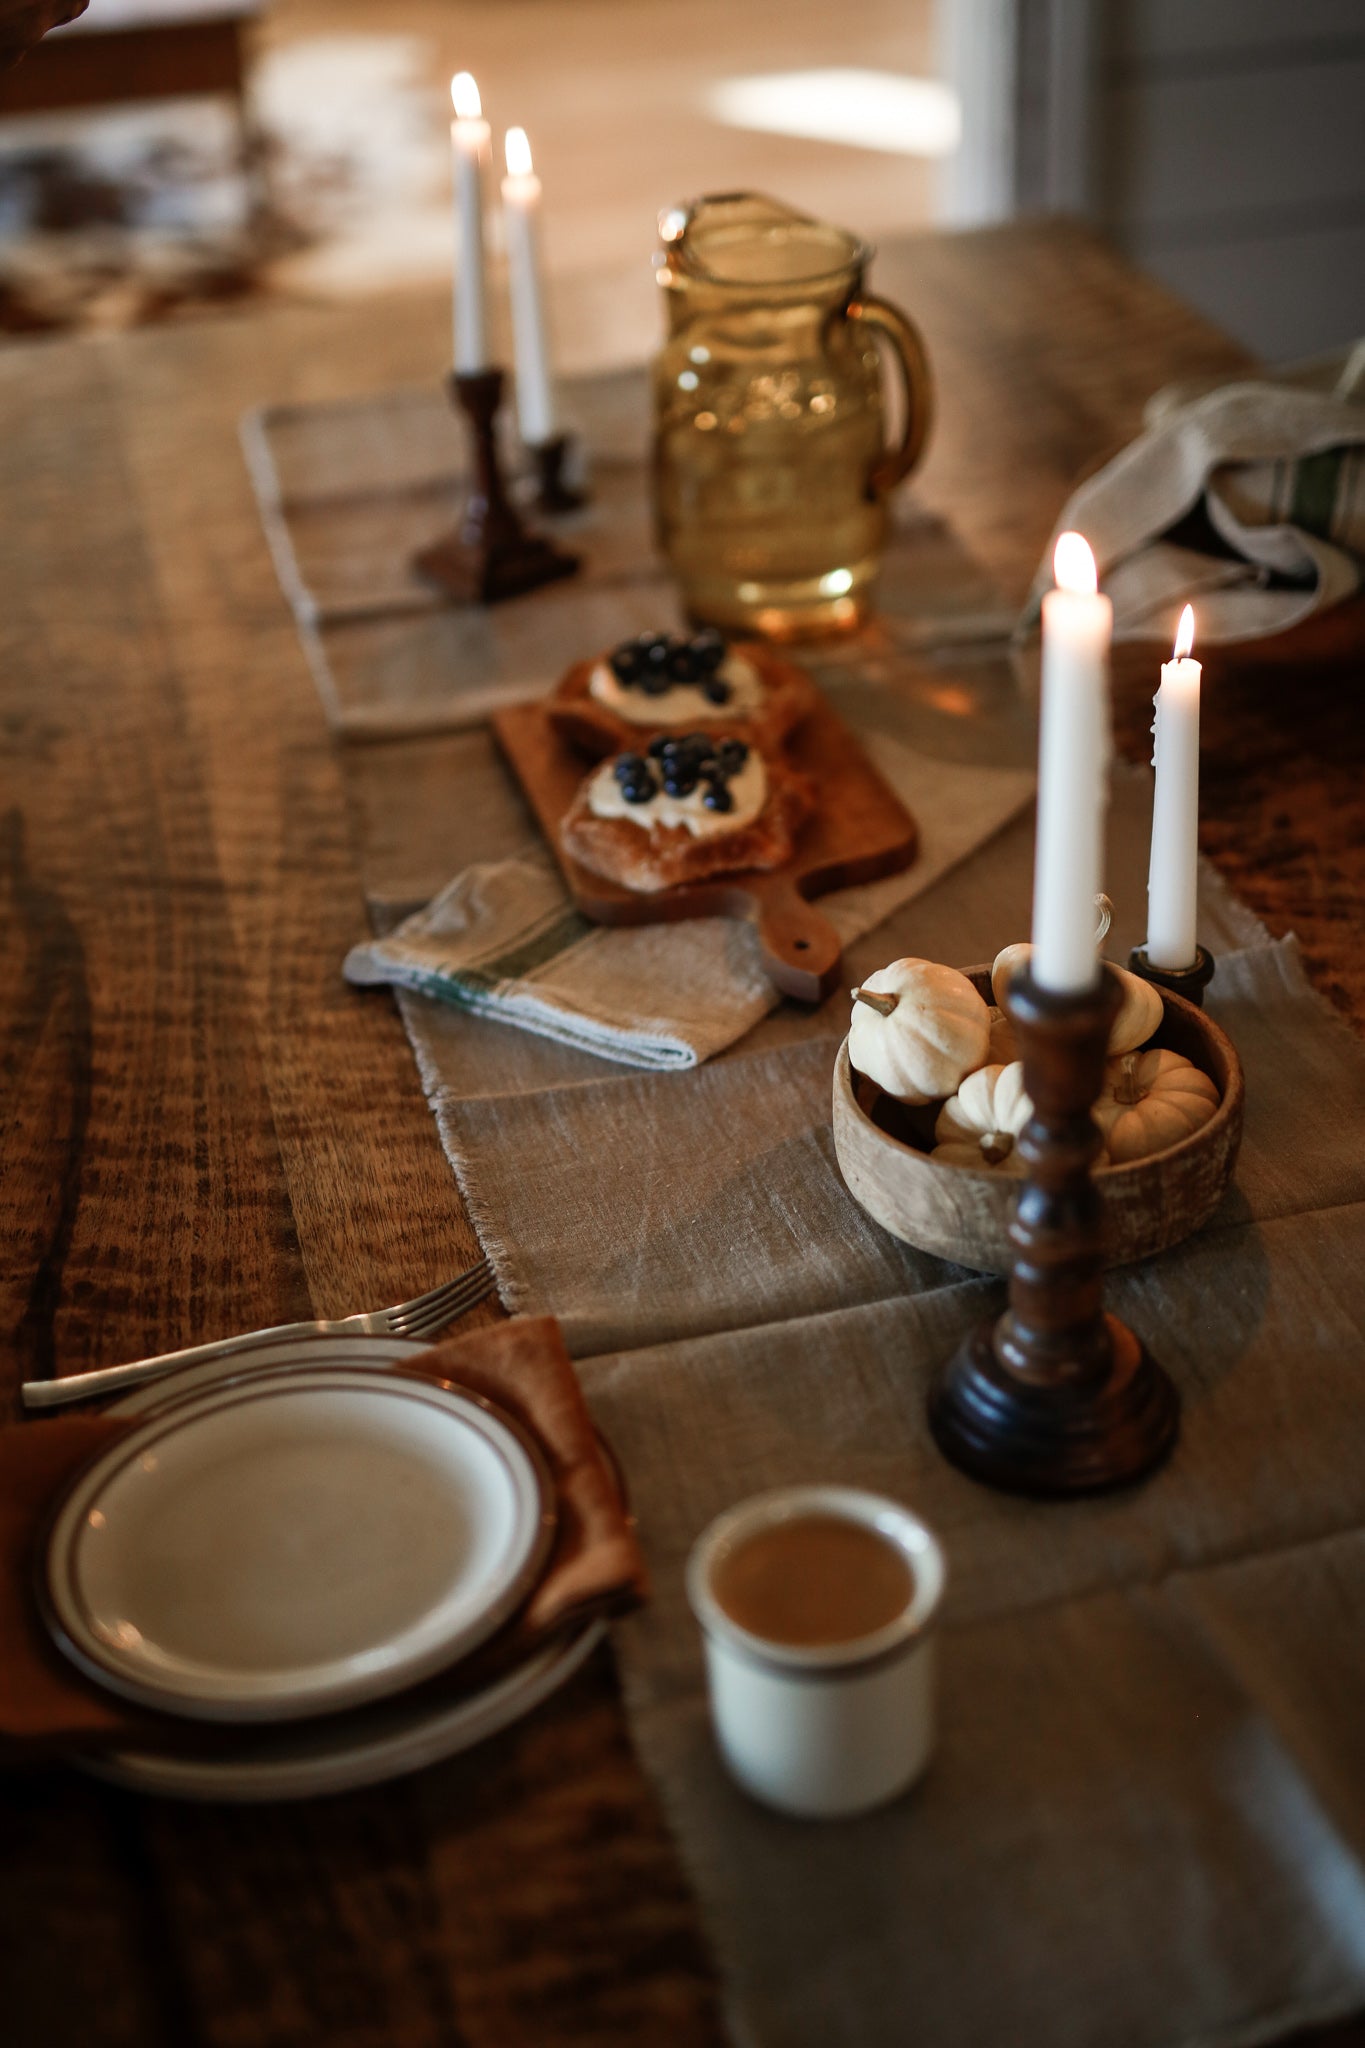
[686, 1484, 946, 1820]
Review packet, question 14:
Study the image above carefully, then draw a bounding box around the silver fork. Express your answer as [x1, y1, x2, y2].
[21, 1257, 496, 1411]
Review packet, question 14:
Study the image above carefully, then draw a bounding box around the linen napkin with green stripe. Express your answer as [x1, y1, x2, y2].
[1022, 340, 1365, 643]
[342, 731, 1034, 1071]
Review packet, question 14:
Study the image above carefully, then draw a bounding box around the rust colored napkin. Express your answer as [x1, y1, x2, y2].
[0, 1316, 644, 1757]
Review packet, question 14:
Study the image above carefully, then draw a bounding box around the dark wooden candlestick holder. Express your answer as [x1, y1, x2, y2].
[1127, 943, 1216, 1010]
[528, 433, 586, 513]
[928, 965, 1180, 1496]
[412, 370, 579, 605]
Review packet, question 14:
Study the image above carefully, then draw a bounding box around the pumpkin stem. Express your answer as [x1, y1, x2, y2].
[1114, 1053, 1145, 1107]
[979, 1132, 1013, 1166]
[850, 987, 899, 1018]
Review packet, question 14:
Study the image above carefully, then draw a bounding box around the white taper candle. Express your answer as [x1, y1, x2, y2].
[1031, 532, 1113, 994]
[451, 72, 491, 374]
[501, 126, 557, 446]
[1145, 604, 1201, 969]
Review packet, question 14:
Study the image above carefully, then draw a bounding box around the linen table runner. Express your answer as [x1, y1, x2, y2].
[248, 377, 1034, 1069]
[246, 373, 1365, 2048]
[244, 371, 1014, 738]
[583, 939, 1365, 2048]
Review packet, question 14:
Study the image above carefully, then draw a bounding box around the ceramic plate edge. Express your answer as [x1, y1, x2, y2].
[41, 1366, 558, 1723]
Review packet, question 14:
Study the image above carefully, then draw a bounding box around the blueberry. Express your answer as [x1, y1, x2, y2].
[621, 778, 655, 805]
[663, 772, 699, 798]
[610, 642, 644, 683]
[641, 634, 671, 669]
[716, 739, 748, 774]
[666, 645, 699, 682]
[641, 671, 672, 697]
[702, 783, 734, 812]
[613, 753, 648, 783]
[690, 628, 726, 673]
[646, 735, 673, 759]
[702, 677, 732, 705]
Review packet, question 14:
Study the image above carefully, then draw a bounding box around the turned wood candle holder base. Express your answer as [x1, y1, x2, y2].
[928, 965, 1180, 1498]
[412, 371, 579, 606]
[1126, 944, 1216, 1010]
[527, 433, 586, 513]
[930, 1312, 1179, 1496]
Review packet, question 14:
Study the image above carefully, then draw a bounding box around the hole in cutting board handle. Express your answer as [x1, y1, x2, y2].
[751, 884, 844, 1002]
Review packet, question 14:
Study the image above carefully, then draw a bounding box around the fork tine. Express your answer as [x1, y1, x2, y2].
[386, 1258, 490, 1324]
[387, 1263, 495, 1340]
[392, 1283, 494, 1342]
[387, 1270, 489, 1327]
[414, 1260, 492, 1314]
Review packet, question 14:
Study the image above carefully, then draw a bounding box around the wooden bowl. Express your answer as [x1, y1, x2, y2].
[832, 968, 1244, 1275]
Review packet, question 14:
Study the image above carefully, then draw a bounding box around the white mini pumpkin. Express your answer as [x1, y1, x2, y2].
[990, 942, 1163, 1057]
[989, 944, 1032, 1010]
[848, 959, 991, 1105]
[986, 1004, 1018, 1066]
[933, 1062, 1033, 1173]
[1093, 1048, 1220, 1164]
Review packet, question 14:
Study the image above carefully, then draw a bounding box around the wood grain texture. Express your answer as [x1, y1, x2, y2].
[1111, 636, 1365, 1033]
[2, 219, 1361, 2048]
[0, 307, 720, 2047]
[877, 222, 1364, 1037]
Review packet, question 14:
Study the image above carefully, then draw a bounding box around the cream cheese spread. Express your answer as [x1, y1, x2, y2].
[587, 654, 764, 728]
[586, 750, 768, 839]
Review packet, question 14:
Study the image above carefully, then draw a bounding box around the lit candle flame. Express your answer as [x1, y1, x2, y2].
[451, 71, 482, 120]
[505, 125, 533, 178]
[1173, 603, 1195, 660]
[1053, 531, 1098, 597]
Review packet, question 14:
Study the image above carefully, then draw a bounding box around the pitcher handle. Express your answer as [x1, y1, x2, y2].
[847, 294, 934, 498]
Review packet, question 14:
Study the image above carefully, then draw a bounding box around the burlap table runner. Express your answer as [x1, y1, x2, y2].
[247, 376, 1365, 2048]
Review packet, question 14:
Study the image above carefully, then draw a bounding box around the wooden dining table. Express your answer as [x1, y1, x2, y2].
[3, 217, 1363, 2048]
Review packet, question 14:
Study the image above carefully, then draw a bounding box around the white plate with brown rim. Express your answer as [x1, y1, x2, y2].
[43, 1349, 558, 1724]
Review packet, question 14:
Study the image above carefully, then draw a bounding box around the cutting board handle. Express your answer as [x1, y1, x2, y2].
[740, 877, 844, 1003]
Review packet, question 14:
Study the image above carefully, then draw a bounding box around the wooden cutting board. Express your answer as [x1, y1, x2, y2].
[493, 695, 918, 1002]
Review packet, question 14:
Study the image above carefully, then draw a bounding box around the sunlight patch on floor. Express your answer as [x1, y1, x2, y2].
[706, 69, 960, 159]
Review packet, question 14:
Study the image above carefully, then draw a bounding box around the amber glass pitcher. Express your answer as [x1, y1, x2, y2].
[651, 193, 933, 638]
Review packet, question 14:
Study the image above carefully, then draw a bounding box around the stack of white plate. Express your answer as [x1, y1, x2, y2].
[39, 1336, 602, 1802]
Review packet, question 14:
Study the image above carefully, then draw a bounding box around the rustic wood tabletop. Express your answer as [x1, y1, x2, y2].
[3, 219, 1361, 2048]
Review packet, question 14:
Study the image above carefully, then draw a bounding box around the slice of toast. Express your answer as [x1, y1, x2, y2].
[547, 641, 818, 760]
[560, 755, 817, 894]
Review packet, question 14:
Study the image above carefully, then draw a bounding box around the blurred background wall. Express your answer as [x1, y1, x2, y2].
[0, 0, 1360, 362]
[942, 0, 1365, 362]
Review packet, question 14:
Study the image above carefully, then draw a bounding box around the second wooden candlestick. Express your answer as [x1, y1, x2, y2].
[928, 965, 1180, 1496]
[412, 369, 579, 605]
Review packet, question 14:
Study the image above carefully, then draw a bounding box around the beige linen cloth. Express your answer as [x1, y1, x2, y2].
[247, 375, 1365, 2048]
[341, 721, 1033, 1069]
[247, 378, 1032, 1069]
[1023, 341, 1365, 643]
